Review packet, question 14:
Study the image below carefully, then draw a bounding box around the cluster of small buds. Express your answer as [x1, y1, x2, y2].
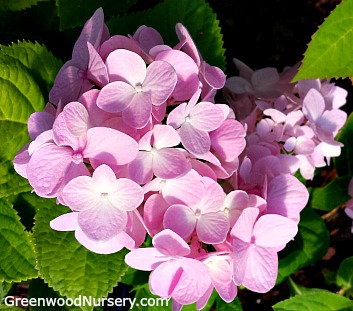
[12, 7, 348, 310]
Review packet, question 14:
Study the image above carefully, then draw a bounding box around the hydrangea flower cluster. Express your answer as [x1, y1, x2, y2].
[13, 7, 348, 310]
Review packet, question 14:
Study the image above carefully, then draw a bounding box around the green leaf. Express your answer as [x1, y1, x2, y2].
[0, 41, 63, 99]
[337, 256, 353, 290]
[310, 176, 352, 211]
[56, 0, 139, 31]
[0, 198, 37, 282]
[107, 0, 226, 70]
[131, 284, 171, 311]
[28, 278, 85, 311]
[272, 291, 353, 311]
[0, 0, 49, 11]
[32, 194, 129, 310]
[0, 54, 45, 161]
[335, 112, 353, 176]
[0, 305, 30, 311]
[215, 296, 243, 311]
[0, 282, 14, 302]
[293, 0, 353, 81]
[277, 205, 330, 284]
[120, 266, 149, 286]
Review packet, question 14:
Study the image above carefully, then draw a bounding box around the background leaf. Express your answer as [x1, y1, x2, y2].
[0, 0, 49, 12]
[107, 0, 226, 70]
[215, 296, 243, 311]
[0, 198, 37, 282]
[277, 205, 330, 284]
[310, 176, 352, 211]
[32, 194, 129, 311]
[272, 290, 353, 311]
[56, 0, 139, 31]
[337, 256, 353, 290]
[335, 112, 353, 176]
[293, 0, 353, 81]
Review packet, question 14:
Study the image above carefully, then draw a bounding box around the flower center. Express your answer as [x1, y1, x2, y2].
[72, 152, 83, 164]
[135, 83, 143, 93]
[100, 192, 109, 199]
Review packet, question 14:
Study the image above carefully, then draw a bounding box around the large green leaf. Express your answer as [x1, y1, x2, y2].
[56, 0, 139, 31]
[0, 0, 49, 11]
[32, 194, 129, 311]
[272, 290, 353, 311]
[337, 256, 353, 290]
[277, 205, 330, 284]
[310, 176, 352, 211]
[293, 0, 353, 81]
[107, 0, 226, 71]
[215, 296, 243, 311]
[335, 112, 353, 176]
[0, 41, 62, 98]
[0, 198, 37, 282]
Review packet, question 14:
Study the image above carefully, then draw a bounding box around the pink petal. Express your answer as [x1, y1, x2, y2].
[230, 207, 259, 243]
[163, 204, 196, 239]
[62, 175, 99, 211]
[153, 148, 190, 179]
[199, 177, 226, 213]
[125, 210, 146, 247]
[128, 152, 154, 184]
[153, 229, 190, 257]
[133, 26, 164, 55]
[13, 143, 31, 179]
[175, 23, 201, 67]
[87, 42, 108, 87]
[196, 212, 230, 244]
[303, 88, 325, 123]
[50, 212, 79, 231]
[180, 122, 210, 155]
[110, 178, 144, 211]
[201, 63, 226, 89]
[84, 127, 138, 166]
[76, 229, 135, 254]
[97, 81, 136, 113]
[266, 174, 309, 223]
[155, 50, 199, 101]
[166, 102, 187, 129]
[144, 194, 169, 235]
[210, 119, 246, 161]
[28, 112, 55, 140]
[125, 247, 169, 271]
[78, 201, 127, 241]
[99, 35, 141, 62]
[189, 102, 224, 131]
[122, 93, 153, 128]
[153, 124, 180, 149]
[105, 48, 146, 84]
[253, 214, 298, 248]
[143, 60, 177, 105]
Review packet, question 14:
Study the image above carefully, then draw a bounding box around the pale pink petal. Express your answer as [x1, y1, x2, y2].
[76, 229, 135, 254]
[84, 127, 138, 166]
[128, 152, 154, 184]
[105, 49, 146, 84]
[99, 35, 141, 61]
[50, 212, 79, 231]
[13, 143, 30, 178]
[153, 148, 190, 179]
[143, 60, 177, 105]
[78, 201, 127, 240]
[171, 258, 211, 305]
[91, 163, 116, 186]
[232, 239, 250, 286]
[87, 42, 108, 87]
[163, 204, 196, 239]
[153, 124, 180, 149]
[153, 229, 190, 257]
[155, 50, 199, 101]
[266, 174, 309, 223]
[180, 122, 210, 155]
[110, 178, 144, 211]
[144, 194, 169, 235]
[72, 7, 104, 65]
[225, 76, 253, 94]
[62, 175, 99, 211]
[125, 210, 146, 247]
[133, 26, 164, 54]
[239, 245, 278, 293]
[149, 260, 183, 298]
[202, 63, 226, 89]
[122, 93, 153, 128]
[28, 112, 55, 140]
[196, 212, 230, 244]
[210, 119, 246, 161]
[230, 207, 259, 243]
[166, 102, 187, 129]
[253, 214, 298, 248]
[303, 88, 325, 123]
[196, 285, 213, 310]
[199, 176, 226, 213]
[152, 102, 167, 122]
[125, 247, 169, 271]
[189, 102, 224, 131]
[175, 23, 201, 66]
[97, 81, 136, 113]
